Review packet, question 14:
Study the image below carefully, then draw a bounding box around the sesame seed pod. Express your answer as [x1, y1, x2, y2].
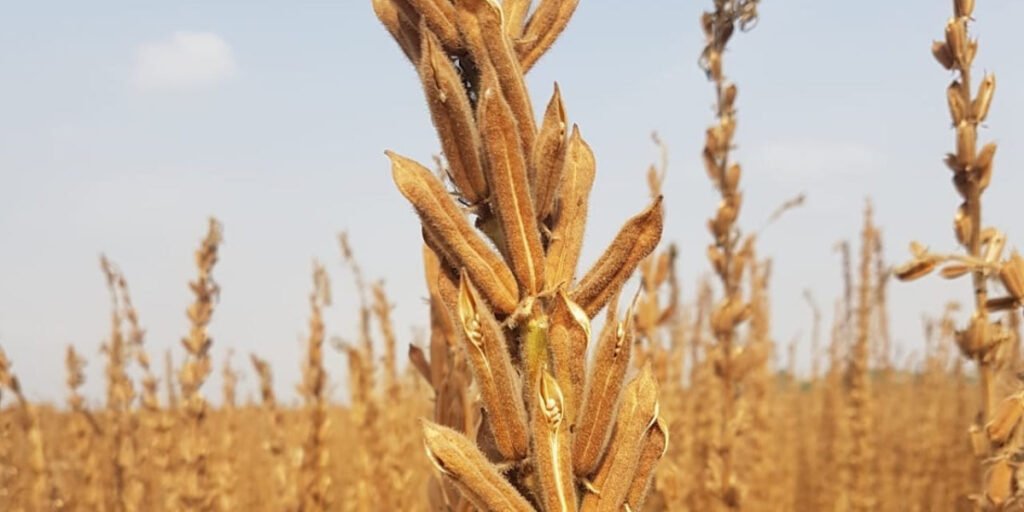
[624, 418, 670, 512]
[421, 421, 536, 512]
[479, 86, 547, 295]
[549, 289, 591, 425]
[531, 83, 569, 222]
[519, 0, 580, 73]
[573, 297, 635, 477]
[417, 32, 489, 206]
[390, 151, 519, 314]
[408, 0, 462, 51]
[545, 125, 596, 290]
[572, 197, 664, 318]
[456, 273, 531, 460]
[533, 371, 577, 512]
[371, 0, 423, 63]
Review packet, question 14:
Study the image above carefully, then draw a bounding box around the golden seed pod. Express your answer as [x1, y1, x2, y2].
[724, 163, 742, 192]
[955, 313, 987, 358]
[893, 257, 937, 282]
[931, 41, 955, 69]
[986, 393, 1024, 445]
[954, 204, 972, 247]
[722, 83, 738, 110]
[708, 49, 723, 82]
[545, 125, 597, 289]
[573, 299, 635, 477]
[478, 86, 546, 296]
[947, 81, 968, 125]
[955, 0, 975, 19]
[944, 17, 967, 67]
[418, 32, 489, 206]
[518, 0, 580, 73]
[969, 424, 990, 457]
[703, 147, 719, 183]
[986, 457, 1014, 508]
[407, 0, 462, 51]
[999, 251, 1024, 301]
[708, 245, 727, 277]
[389, 151, 519, 314]
[975, 142, 997, 191]
[939, 264, 970, 279]
[372, 0, 423, 63]
[625, 418, 670, 512]
[421, 421, 536, 512]
[533, 371, 577, 512]
[532, 83, 569, 222]
[456, 272, 530, 460]
[955, 120, 976, 169]
[549, 289, 591, 425]
[710, 298, 750, 340]
[501, 0, 531, 38]
[572, 196, 664, 318]
[973, 73, 996, 123]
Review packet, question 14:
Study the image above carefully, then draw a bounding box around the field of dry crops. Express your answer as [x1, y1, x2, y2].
[3, 0, 1024, 511]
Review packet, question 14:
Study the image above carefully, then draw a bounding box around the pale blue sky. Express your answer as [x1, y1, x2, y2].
[1, 1, 1022, 403]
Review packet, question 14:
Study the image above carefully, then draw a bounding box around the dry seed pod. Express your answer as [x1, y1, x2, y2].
[408, 0, 461, 51]
[545, 125, 597, 289]
[956, 313, 987, 358]
[945, 17, 968, 67]
[533, 371, 577, 512]
[572, 197, 664, 318]
[459, 0, 537, 155]
[954, 203, 972, 245]
[519, 0, 581, 73]
[947, 81, 968, 124]
[940, 264, 971, 279]
[973, 73, 996, 123]
[894, 256, 938, 282]
[955, 121, 976, 169]
[956, 0, 975, 19]
[418, 32, 489, 206]
[975, 142, 996, 191]
[478, 87, 546, 295]
[580, 365, 659, 512]
[932, 40, 955, 69]
[573, 298, 635, 477]
[986, 393, 1024, 445]
[389, 151, 519, 313]
[986, 457, 1014, 508]
[999, 251, 1024, 301]
[372, 0, 423, 63]
[624, 418, 669, 512]
[421, 421, 536, 512]
[457, 273, 530, 460]
[502, 0, 532, 38]
[970, 424, 990, 457]
[549, 289, 591, 424]
[531, 83, 569, 222]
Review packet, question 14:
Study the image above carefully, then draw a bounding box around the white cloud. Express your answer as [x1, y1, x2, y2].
[132, 32, 237, 91]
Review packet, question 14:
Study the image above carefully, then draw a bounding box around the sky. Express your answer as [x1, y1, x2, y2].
[1, 1, 1022, 405]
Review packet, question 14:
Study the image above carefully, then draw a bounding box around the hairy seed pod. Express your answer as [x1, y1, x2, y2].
[408, 0, 462, 51]
[986, 457, 1013, 508]
[932, 41, 955, 69]
[955, 0, 975, 19]
[532, 83, 569, 222]
[573, 197, 664, 318]
[947, 81, 968, 124]
[456, 273, 530, 460]
[973, 73, 996, 123]
[545, 125, 597, 289]
[502, 0, 532, 37]
[418, 32, 489, 206]
[458, 0, 537, 155]
[999, 251, 1024, 301]
[478, 87, 547, 295]
[372, 0, 423, 63]
[549, 289, 591, 425]
[573, 298, 636, 477]
[389, 151, 519, 313]
[533, 371, 577, 512]
[519, 0, 581, 72]
[986, 393, 1024, 445]
[421, 421, 535, 512]
[945, 17, 967, 68]
[625, 418, 669, 512]
[955, 121, 976, 169]
[580, 365, 659, 512]
[973, 143, 996, 193]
